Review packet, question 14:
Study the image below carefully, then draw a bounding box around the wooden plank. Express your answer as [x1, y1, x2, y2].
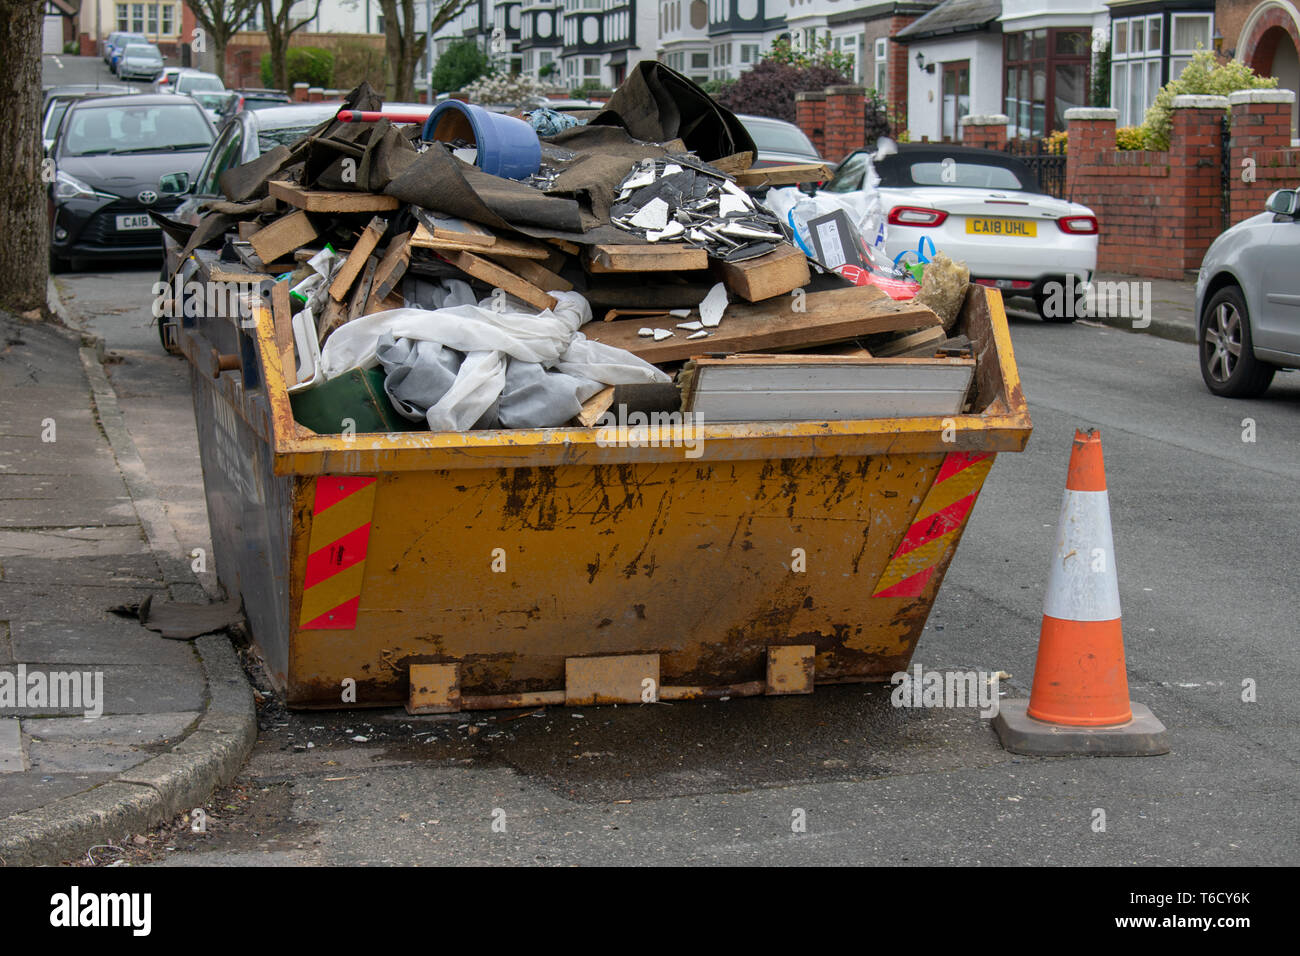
[733, 163, 831, 188]
[236, 220, 259, 240]
[270, 280, 296, 384]
[487, 254, 573, 292]
[872, 325, 947, 357]
[315, 295, 348, 344]
[268, 179, 400, 213]
[548, 238, 580, 255]
[442, 250, 558, 312]
[712, 244, 810, 302]
[421, 213, 497, 247]
[367, 231, 412, 308]
[409, 222, 549, 260]
[576, 385, 615, 427]
[328, 216, 387, 302]
[581, 286, 941, 364]
[248, 210, 318, 266]
[711, 151, 755, 176]
[589, 244, 708, 274]
[348, 255, 379, 324]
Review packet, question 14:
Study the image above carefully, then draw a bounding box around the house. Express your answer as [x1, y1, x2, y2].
[892, 0, 1004, 141]
[1215, 0, 1300, 136]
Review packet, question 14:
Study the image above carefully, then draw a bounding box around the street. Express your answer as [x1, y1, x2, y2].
[53, 263, 1300, 866]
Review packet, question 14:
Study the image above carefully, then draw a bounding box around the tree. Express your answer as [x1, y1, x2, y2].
[187, 0, 259, 85]
[717, 60, 849, 125]
[384, 0, 474, 101]
[429, 37, 491, 96]
[0, 0, 47, 314]
[261, 0, 325, 94]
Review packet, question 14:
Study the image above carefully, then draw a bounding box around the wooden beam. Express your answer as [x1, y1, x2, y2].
[589, 244, 708, 273]
[487, 254, 573, 292]
[347, 255, 379, 324]
[712, 243, 810, 302]
[249, 210, 318, 266]
[581, 286, 941, 364]
[270, 280, 296, 385]
[367, 231, 412, 308]
[409, 222, 550, 260]
[268, 179, 400, 213]
[328, 216, 387, 302]
[442, 250, 558, 312]
[733, 163, 831, 188]
[576, 385, 616, 427]
[316, 295, 348, 344]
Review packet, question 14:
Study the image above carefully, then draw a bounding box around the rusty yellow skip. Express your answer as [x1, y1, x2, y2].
[176, 278, 1030, 712]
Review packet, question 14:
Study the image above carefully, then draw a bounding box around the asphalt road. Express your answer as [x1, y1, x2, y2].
[43, 52, 142, 90]
[52, 258, 1300, 866]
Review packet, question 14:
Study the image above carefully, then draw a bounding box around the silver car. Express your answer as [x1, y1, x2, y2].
[1195, 188, 1300, 397]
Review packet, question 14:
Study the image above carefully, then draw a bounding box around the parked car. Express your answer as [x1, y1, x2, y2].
[107, 33, 149, 74]
[152, 66, 187, 93]
[172, 71, 225, 96]
[824, 143, 1099, 320]
[48, 94, 215, 271]
[42, 86, 139, 153]
[1194, 188, 1300, 397]
[191, 90, 240, 123]
[101, 31, 142, 63]
[217, 88, 292, 120]
[738, 114, 826, 168]
[116, 43, 165, 82]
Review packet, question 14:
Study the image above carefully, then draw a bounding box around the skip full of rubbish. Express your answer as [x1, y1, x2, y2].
[160, 64, 984, 436]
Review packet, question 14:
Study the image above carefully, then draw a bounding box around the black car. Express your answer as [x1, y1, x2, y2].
[49, 93, 215, 270]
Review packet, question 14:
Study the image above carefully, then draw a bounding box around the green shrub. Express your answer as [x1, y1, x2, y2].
[1116, 126, 1146, 150]
[430, 39, 492, 94]
[1140, 48, 1277, 150]
[260, 47, 335, 90]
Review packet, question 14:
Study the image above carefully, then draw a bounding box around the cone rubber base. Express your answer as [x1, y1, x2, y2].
[993, 699, 1169, 756]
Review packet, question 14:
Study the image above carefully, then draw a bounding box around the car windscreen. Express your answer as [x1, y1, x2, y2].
[744, 120, 817, 157]
[192, 91, 234, 110]
[45, 100, 71, 139]
[257, 124, 317, 151]
[123, 45, 160, 59]
[179, 75, 224, 93]
[906, 161, 1026, 190]
[825, 152, 873, 193]
[244, 96, 290, 111]
[61, 104, 214, 156]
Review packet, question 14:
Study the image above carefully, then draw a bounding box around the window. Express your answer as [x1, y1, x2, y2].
[1170, 13, 1212, 80]
[132, 3, 144, 32]
[875, 37, 888, 96]
[161, 3, 173, 33]
[116, 5, 128, 31]
[833, 35, 859, 83]
[1004, 28, 1090, 139]
[740, 43, 759, 64]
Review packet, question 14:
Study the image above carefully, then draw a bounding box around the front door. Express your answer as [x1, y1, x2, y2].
[942, 61, 971, 142]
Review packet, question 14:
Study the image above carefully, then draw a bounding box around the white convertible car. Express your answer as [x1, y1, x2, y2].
[824, 143, 1099, 321]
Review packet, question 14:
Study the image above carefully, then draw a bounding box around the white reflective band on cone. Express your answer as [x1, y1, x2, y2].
[1042, 488, 1123, 622]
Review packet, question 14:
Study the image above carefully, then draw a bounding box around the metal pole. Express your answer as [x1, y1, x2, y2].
[426, 0, 433, 97]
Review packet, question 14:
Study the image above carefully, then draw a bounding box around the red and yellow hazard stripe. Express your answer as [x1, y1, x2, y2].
[872, 451, 993, 599]
[299, 476, 377, 630]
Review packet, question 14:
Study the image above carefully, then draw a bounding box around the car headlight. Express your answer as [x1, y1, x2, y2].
[54, 170, 112, 202]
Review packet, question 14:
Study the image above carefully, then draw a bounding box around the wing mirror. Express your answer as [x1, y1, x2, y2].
[158, 171, 191, 195]
[1266, 189, 1298, 217]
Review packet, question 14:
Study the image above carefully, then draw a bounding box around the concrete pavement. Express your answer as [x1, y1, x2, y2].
[0, 305, 255, 866]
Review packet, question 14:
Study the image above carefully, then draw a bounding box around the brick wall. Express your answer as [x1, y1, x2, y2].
[1067, 101, 1226, 279]
[960, 114, 1009, 151]
[795, 91, 827, 158]
[1229, 89, 1300, 223]
[823, 85, 867, 164]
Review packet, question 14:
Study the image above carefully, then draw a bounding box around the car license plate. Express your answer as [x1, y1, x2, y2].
[966, 217, 1037, 238]
[115, 214, 157, 231]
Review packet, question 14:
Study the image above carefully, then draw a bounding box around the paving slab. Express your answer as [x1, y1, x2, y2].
[0, 525, 148, 559]
[22, 711, 199, 745]
[0, 662, 205, 716]
[8, 619, 194, 666]
[26, 740, 153, 775]
[0, 718, 25, 773]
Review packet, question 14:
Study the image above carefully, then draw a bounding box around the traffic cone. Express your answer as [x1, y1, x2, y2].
[993, 429, 1168, 756]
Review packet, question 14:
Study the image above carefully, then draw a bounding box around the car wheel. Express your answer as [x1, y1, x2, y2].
[1199, 286, 1275, 398]
[1034, 288, 1076, 323]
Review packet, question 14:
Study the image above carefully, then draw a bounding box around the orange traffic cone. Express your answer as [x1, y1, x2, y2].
[993, 429, 1168, 756]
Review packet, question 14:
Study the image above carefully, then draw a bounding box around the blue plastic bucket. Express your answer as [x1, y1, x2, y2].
[422, 100, 542, 181]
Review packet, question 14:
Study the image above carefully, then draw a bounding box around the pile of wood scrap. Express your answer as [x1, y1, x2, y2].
[167, 85, 981, 429]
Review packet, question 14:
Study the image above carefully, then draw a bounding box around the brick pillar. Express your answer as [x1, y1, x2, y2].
[823, 85, 866, 164]
[960, 114, 1009, 151]
[887, 17, 915, 134]
[1229, 89, 1298, 226]
[795, 91, 826, 158]
[293, 83, 310, 103]
[1169, 96, 1229, 273]
[308, 87, 325, 102]
[1065, 107, 1118, 200]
